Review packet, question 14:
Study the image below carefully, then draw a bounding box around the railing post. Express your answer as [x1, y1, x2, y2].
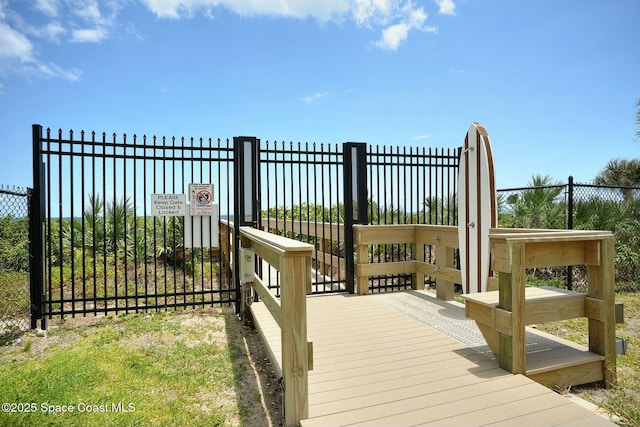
[29, 124, 45, 330]
[280, 254, 309, 425]
[435, 243, 455, 301]
[587, 236, 616, 387]
[353, 226, 370, 295]
[498, 242, 526, 374]
[344, 142, 368, 294]
[233, 136, 260, 314]
[412, 230, 424, 290]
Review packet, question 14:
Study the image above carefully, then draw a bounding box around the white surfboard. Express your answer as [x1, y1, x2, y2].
[458, 123, 497, 294]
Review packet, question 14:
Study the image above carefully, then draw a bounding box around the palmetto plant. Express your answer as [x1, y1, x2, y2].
[154, 215, 185, 265]
[63, 194, 147, 262]
[505, 175, 565, 229]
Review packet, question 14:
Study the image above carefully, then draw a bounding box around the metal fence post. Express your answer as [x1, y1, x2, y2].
[233, 136, 260, 314]
[567, 175, 574, 290]
[29, 125, 45, 329]
[343, 142, 368, 294]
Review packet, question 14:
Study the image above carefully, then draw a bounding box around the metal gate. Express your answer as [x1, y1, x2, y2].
[30, 125, 235, 325]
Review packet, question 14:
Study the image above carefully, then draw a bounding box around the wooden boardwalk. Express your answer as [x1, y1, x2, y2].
[251, 292, 615, 427]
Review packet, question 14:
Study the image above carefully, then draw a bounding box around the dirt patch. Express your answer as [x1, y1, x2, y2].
[232, 320, 284, 427]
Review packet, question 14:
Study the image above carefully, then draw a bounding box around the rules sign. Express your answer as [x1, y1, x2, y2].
[189, 183, 214, 216]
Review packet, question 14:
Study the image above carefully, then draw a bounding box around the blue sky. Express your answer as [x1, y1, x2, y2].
[1, 0, 639, 191]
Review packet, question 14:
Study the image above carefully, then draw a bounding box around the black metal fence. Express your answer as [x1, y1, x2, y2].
[260, 141, 347, 294]
[31, 124, 463, 323]
[31, 126, 236, 323]
[0, 186, 31, 340]
[366, 145, 460, 292]
[498, 176, 640, 292]
[258, 141, 461, 294]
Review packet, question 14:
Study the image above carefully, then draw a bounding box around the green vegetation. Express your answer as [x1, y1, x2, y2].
[0, 215, 29, 273]
[36, 194, 220, 312]
[0, 308, 267, 427]
[500, 175, 566, 229]
[499, 174, 640, 292]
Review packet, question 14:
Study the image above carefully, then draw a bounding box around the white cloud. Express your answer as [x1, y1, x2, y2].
[0, 10, 81, 81]
[1, 0, 459, 86]
[413, 134, 432, 140]
[70, 0, 103, 22]
[142, 0, 351, 20]
[375, 22, 408, 50]
[434, 0, 455, 15]
[302, 91, 328, 104]
[71, 27, 108, 43]
[41, 21, 66, 42]
[374, 3, 436, 50]
[34, 0, 60, 17]
[35, 62, 83, 81]
[352, 0, 392, 25]
[0, 22, 33, 62]
[141, 1, 446, 50]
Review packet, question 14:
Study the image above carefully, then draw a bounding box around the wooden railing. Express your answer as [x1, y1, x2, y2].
[353, 224, 465, 299]
[353, 224, 618, 388]
[261, 218, 346, 282]
[221, 220, 313, 426]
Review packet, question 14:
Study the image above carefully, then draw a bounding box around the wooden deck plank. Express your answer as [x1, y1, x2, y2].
[251, 292, 614, 427]
[304, 376, 533, 426]
[310, 364, 507, 405]
[309, 357, 502, 395]
[486, 399, 614, 427]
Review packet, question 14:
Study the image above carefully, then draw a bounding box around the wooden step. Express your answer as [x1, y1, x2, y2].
[525, 328, 605, 388]
[463, 286, 586, 326]
[462, 287, 606, 388]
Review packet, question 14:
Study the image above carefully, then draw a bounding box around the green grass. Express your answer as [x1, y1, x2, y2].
[0, 309, 261, 427]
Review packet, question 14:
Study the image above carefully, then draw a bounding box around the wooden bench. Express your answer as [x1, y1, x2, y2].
[462, 229, 617, 388]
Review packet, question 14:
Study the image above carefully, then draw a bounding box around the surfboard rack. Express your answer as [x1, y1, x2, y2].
[462, 229, 618, 389]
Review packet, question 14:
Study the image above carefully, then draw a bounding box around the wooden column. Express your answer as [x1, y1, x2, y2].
[280, 254, 310, 425]
[587, 236, 617, 387]
[355, 242, 369, 295]
[412, 239, 425, 290]
[435, 245, 455, 301]
[498, 242, 526, 374]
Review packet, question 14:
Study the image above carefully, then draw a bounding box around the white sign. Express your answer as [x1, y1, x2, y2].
[189, 183, 215, 216]
[150, 193, 186, 216]
[184, 204, 220, 248]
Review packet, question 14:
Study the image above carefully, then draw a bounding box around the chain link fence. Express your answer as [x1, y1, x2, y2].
[0, 186, 31, 343]
[498, 178, 640, 292]
[572, 183, 640, 292]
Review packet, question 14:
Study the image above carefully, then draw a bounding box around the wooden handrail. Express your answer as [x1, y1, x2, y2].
[237, 225, 314, 427]
[260, 218, 346, 281]
[353, 224, 460, 299]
